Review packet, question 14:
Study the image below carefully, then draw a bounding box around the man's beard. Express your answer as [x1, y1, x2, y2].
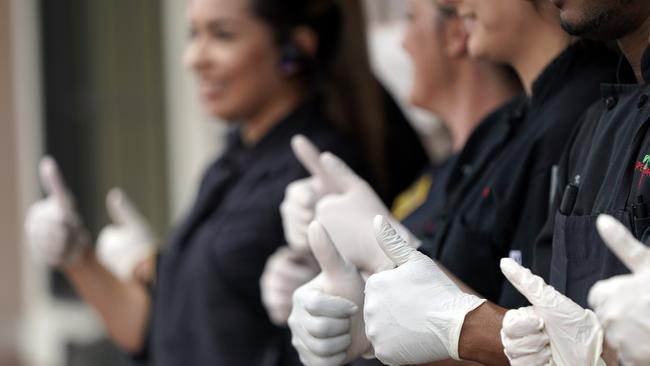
[560, 0, 634, 40]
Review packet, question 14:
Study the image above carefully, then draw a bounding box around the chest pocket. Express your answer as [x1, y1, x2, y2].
[550, 209, 634, 308]
[438, 213, 505, 303]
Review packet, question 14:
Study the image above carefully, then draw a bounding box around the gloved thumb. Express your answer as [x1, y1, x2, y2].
[502, 259, 605, 366]
[319, 152, 361, 193]
[374, 215, 419, 266]
[39, 156, 71, 207]
[292, 135, 324, 178]
[596, 214, 650, 273]
[308, 221, 349, 281]
[106, 188, 145, 227]
[501, 258, 585, 315]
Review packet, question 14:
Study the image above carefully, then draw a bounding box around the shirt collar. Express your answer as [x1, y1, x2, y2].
[223, 93, 324, 167]
[530, 40, 616, 107]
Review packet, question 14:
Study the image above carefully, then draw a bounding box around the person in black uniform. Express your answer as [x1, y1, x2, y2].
[22, 0, 427, 365]
[425, 0, 622, 311]
[530, 0, 650, 308]
[274, 1, 522, 365]
[391, 0, 523, 245]
[358, 0, 639, 363]
[294, 0, 623, 365]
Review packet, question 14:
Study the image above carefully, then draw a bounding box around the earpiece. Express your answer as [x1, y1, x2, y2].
[280, 42, 304, 76]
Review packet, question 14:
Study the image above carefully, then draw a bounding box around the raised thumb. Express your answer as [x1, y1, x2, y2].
[292, 135, 323, 177]
[319, 152, 361, 193]
[500, 258, 558, 308]
[39, 156, 71, 206]
[308, 220, 348, 279]
[106, 188, 144, 226]
[374, 215, 418, 266]
[596, 214, 650, 273]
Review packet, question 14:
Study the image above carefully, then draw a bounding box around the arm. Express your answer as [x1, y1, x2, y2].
[25, 158, 152, 353]
[65, 247, 151, 353]
[457, 302, 509, 366]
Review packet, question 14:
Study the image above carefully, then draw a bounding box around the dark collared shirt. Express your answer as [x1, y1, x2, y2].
[424, 40, 622, 306]
[148, 97, 364, 366]
[533, 48, 650, 308]
[417, 95, 527, 258]
[138, 91, 426, 365]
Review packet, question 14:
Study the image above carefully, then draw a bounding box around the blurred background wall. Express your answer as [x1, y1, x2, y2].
[0, 1, 444, 365]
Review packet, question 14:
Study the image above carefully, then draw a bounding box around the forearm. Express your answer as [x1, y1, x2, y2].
[65, 247, 151, 353]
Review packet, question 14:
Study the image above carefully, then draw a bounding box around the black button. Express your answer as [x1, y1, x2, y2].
[605, 96, 618, 110]
[638, 95, 648, 109]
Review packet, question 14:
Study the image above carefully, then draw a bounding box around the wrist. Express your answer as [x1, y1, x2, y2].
[458, 302, 509, 366]
[65, 245, 95, 273]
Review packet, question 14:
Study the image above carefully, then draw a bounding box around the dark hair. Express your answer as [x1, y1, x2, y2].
[250, 0, 392, 195]
[249, 0, 343, 80]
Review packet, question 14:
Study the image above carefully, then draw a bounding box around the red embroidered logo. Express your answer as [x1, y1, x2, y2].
[635, 154, 650, 187]
[482, 186, 491, 199]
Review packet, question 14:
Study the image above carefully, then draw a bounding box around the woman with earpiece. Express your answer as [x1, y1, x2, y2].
[23, 0, 427, 365]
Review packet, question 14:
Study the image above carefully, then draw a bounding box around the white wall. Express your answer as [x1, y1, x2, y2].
[0, 0, 21, 362]
[161, 0, 226, 223]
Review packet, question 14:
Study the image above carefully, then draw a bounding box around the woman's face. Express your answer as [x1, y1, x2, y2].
[453, 0, 533, 62]
[403, 0, 455, 110]
[184, 0, 292, 121]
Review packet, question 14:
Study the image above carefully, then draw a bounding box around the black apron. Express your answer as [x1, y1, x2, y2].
[549, 54, 650, 307]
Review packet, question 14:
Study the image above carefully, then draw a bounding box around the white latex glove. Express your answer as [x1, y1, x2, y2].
[288, 221, 369, 366]
[261, 246, 319, 326]
[588, 214, 650, 366]
[501, 258, 605, 366]
[364, 216, 486, 365]
[280, 135, 336, 252]
[24, 157, 89, 267]
[313, 151, 421, 274]
[96, 188, 157, 281]
[501, 306, 553, 366]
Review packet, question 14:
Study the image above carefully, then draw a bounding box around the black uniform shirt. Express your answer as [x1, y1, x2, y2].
[417, 96, 527, 256]
[532, 49, 649, 308]
[426, 41, 622, 305]
[148, 97, 366, 366]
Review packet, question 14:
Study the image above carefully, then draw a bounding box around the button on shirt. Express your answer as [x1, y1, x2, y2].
[533, 49, 650, 307]
[425, 40, 622, 306]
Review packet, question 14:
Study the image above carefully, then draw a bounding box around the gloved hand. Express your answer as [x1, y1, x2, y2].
[364, 216, 486, 365]
[588, 214, 650, 366]
[501, 306, 553, 366]
[24, 157, 90, 267]
[96, 188, 157, 281]
[261, 246, 319, 326]
[313, 151, 421, 274]
[280, 135, 335, 252]
[288, 221, 370, 366]
[501, 258, 605, 366]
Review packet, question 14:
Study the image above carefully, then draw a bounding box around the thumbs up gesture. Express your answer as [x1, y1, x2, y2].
[24, 157, 90, 267]
[588, 215, 650, 366]
[281, 135, 339, 252]
[364, 216, 486, 365]
[501, 258, 604, 366]
[96, 188, 157, 281]
[288, 221, 370, 366]
[284, 134, 421, 274]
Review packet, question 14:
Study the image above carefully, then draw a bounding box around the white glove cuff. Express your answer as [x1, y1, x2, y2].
[449, 297, 487, 360]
